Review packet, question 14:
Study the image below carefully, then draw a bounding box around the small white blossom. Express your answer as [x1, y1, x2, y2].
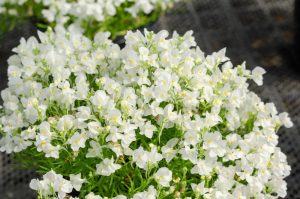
[191, 159, 214, 176]
[278, 112, 293, 128]
[132, 146, 162, 170]
[191, 182, 210, 196]
[203, 132, 227, 158]
[90, 90, 110, 109]
[161, 138, 178, 162]
[252, 66, 266, 86]
[70, 173, 85, 191]
[68, 132, 87, 151]
[30, 170, 73, 199]
[132, 186, 157, 199]
[139, 121, 156, 138]
[96, 158, 121, 176]
[86, 192, 103, 199]
[154, 167, 172, 187]
[86, 140, 102, 158]
[57, 115, 74, 132]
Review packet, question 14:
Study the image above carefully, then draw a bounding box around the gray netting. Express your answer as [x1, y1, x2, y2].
[0, 0, 299, 198]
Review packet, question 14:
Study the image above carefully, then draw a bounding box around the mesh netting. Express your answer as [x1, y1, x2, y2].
[0, 0, 299, 198]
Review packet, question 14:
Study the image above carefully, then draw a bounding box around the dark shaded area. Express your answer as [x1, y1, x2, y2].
[0, 0, 299, 198]
[295, 0, 300, 56]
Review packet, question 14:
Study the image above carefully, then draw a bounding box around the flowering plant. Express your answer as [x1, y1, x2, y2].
[0, 0, 180, 39]
[0, 27, 292, 199]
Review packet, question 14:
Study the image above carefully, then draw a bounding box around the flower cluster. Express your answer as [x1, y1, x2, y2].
[0, 27, 292, 198]
[0, 0, 180, 38]
[30, 170, 157, 199]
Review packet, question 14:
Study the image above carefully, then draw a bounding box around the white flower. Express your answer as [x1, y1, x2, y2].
[132, 186, 157, 199]
[24, 105, 38, 124]
[278, 112, 293, 128]
[87, 121, 102, 138]
[29, 179, 51, 196]
[54, 178, 73, 199]
[76, 106, 91, 121]
[183, 130, 200, 146]
[139, 121, 156, 138]
[251, 66, 266, 86]
[20, 126, 36, 140]
[13, 136, 32, 152]
[226, 109, 240, 131]
[44, 144, 60, 159]
[132, 146, 162, 170]
[203, 132, 227, 158]
[179, 145, 198, 164]
[57, 115, 75, 132]
[154, 167, 172, 187]
[147, 145, 163, 166]
[68, 132, 87, 151]
[70, 173, 85, 191]
[39, 121, 52, 140]
[86, 140, 102, 158]
[203, 111, 222, 128]
[30, 170, 73, 199]
[191, 159, 214, 176]
[163, 104, 177, 122]
[161, 138, 178, 162]
[191, 182, 210, 196]
[106, 108, 123, 126]
[132, 146, 148, 169]
[106, 126, 122, 143]
[119, 122, 137, 147]
[145, 101, 163, 116]
[90, 90, 109, 109]
[108, 142, 124, 157]
[96, 158, 121, 176]
[86, 192, 103, 199]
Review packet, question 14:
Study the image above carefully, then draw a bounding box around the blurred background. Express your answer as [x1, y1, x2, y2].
[0, 0, 299, 198]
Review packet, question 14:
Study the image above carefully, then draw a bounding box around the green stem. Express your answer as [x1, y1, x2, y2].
[158, 121, 165, 144]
